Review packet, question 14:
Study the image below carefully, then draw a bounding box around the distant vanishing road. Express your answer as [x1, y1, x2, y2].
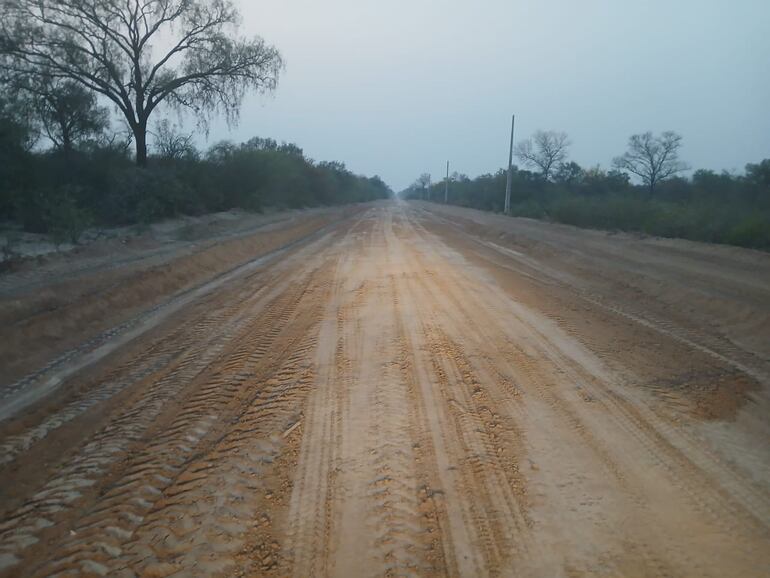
[1, 201, 769, 577]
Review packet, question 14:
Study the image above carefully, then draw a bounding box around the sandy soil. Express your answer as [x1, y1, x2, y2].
[0, 206, 354, 396]
[0, 201, 768, 577]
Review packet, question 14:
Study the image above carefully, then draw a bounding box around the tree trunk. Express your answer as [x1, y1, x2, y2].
[59, 118, 72, 162]
[134, 124, 148, 167]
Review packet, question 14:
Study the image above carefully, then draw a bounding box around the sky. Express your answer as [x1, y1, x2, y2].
[203, 0, 770, 191]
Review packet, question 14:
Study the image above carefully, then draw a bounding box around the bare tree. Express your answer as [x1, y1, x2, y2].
[0, 0, 283, 166]
[153, 118, 197, 160]
[613, 131, 688, 195]
[515, 130, 570, 180]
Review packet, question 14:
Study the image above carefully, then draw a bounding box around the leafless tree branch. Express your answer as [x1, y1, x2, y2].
[0, 0, 283, 165]
[612, 131, 688, 194]
[514, 130, 571, 180]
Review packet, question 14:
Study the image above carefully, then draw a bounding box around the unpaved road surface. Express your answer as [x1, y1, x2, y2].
[1, 201, 768, 577]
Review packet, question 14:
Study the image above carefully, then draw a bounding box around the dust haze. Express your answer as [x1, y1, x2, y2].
[220, 0, 770, 189]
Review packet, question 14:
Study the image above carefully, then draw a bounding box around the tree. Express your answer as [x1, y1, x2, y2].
[554, 161, 582, 186]
[0, 89, 38, 218]
[32, 80, 109, 158]
[415, 173, 431, 199]
[515, 130, 570, 180]
[613, 131, 688, 195]
[0, 0, 283, 166]
[153, 119, 197, 160]
[579, 166, 630, 195]
[745, 159, 770, 189]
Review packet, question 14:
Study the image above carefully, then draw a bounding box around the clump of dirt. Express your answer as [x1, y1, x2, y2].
[679, 371, 758, 421]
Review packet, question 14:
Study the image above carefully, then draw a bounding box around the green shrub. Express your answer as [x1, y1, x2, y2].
[16, 185, 93, 244]
[420, 164, 769, 251]
[104, 168, 185, 225]
[1, 129, 393, 235]
[46, 191, 92, 245]
[722, 216, 770, 249]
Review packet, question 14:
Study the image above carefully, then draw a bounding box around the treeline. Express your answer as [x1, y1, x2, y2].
[0, 0, 391, 246]
[405, 131, 770, 250]
[0, 97, 391, 244]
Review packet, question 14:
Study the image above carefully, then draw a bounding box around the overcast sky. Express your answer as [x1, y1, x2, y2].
[204, 0, 770, 191]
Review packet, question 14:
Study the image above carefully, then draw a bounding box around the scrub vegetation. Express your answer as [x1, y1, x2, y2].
[0, 111, 391, 243]
[406, 131, 770, 250]
[0, 0, 390, 244]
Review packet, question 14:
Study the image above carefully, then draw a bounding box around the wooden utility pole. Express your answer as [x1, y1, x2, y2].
[445, 160, 449, 203]
[504, 114, 515, 214]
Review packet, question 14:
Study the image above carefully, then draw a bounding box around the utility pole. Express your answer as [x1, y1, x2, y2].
[445, 160, 449, 203]
[426, 175, 431, 201]
[504, 114, 515, 214]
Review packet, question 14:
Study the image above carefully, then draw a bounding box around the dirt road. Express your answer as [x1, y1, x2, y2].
[1, 202, 768, 577]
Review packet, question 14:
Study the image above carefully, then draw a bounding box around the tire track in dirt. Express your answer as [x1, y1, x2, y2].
[0, 256, 288, 487]
[286, 209, 449, 577]
[404, 224, 687, 575]
[423, 325, 529, 570]
[382, 210, 529, 576]
[0, 231, 342, 576]
[2, 202, 768, 577]
[483, 268, 770, 546]
[0, 215, 347, 422]
[358, 287, 436, 576]
[118, 332, 323, 577]
[28, 280, 325, 577]
[418, 208, 770, 388]
[413, 208, 770, 537]
[284, 218, 367, 578]
[0, 270, 271, 466]
[400, 206, 769, 576]
[0, 227, 329, 467]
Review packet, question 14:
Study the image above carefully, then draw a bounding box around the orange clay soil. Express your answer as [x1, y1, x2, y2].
[0, 201, 768, 577]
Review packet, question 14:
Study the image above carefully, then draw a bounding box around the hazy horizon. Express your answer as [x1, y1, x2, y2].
[201, 0, 770, 190]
